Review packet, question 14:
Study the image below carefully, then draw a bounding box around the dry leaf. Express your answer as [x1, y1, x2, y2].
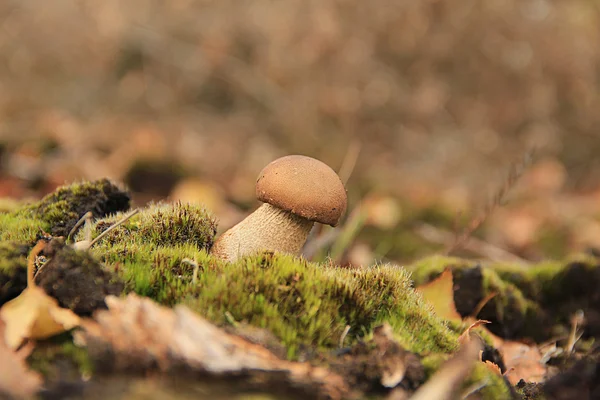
[416, 269, 462, 321]
[0, 241, 80, 349]
[80, 294, 349, 400]
[0, 321, 42, 398]
[483, 360, 503, 376]
[458, 319, 491, 346]
[498, 340, 546, 385]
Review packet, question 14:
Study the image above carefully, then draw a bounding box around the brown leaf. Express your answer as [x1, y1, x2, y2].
[483, 360, 502, 376]
[80, 294, 349, 400]
[0, 321, 42, 398]
[0, 241, 80, 349]
[458, 319, 491, 347]
[498, 340, 546, 385]
[416, 269, 462, 322]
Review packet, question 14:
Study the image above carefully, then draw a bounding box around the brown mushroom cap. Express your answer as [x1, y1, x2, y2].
[256, 155, 348, 226]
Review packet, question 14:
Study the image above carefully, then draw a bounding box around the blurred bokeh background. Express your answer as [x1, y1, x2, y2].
[1, 0, 600, 265]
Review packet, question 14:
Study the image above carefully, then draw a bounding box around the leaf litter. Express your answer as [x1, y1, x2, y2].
[0, 241, 80, 350]
[416, 268, 549, 386]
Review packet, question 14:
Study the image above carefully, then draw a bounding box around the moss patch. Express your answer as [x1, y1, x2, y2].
[187, 254, 458, 358]
[408, 255, 600, 342]
[35, 238, 124, 316]
[84, 201, 217, 251]
[82, 202, 458, 359]
[0, 179, 131, 243]
[27, 333, 93, 382]
[0, 241, 29, 305]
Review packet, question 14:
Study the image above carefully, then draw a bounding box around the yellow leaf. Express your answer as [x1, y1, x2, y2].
[416, 268, 462, 322]
[0, 242, 80, 349]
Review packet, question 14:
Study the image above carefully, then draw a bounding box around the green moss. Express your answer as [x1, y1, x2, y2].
[91, 218, 458, 359]
[407, 255, 600, 341]
[408, 255, 469, 283]
[28, 333, 93, 380]
[0, 179, 131, 243]
[22, 178, 131, 237]
[83, 202, 217, 251]
[0, 210, 45, 243]
[466, 362, 512, 399]
[0, 241, 29, 304]
[111, 249, 458, 358]
[170, 252, 457, 358]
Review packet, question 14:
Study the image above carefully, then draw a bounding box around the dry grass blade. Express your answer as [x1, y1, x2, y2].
[416, 223, 527, 264]
[445, 149, 536, 256]
[410, 337, 483, 400]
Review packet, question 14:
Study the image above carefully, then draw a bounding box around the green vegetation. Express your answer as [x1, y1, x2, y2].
[0, 178, 131, 243]
[10, 180, 596, 398]
[86, 204, 457, 357]
[0, 241, 29, 304]
[82, 201, 217, 251]
[27, 333, 94, 380]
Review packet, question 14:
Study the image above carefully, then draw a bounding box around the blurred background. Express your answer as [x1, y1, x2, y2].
[1, 0, 600, 265]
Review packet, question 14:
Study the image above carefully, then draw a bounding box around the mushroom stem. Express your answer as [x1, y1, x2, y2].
[211, 203, 314, 262]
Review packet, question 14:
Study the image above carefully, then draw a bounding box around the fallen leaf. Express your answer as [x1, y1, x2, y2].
[498, 340, 546, 385]
[0, 241, 80, 349]
[416, 269, 462, 321]
[458, 319, 491, 346]
[0, 321, 42, 398]
[483, 360, 502, 376]
[80, 294, 349, 400]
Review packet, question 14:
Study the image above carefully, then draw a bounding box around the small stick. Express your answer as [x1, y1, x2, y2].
[181, 258, 199, 284]
[339, 325, 351, 348]
[416, 223, 527, 264]
[88, 209, 139, 248]
[445, 149, 536, 256]
[74, 209, 140, 251]
[566, 310, 585, 354]
[67, 211, 93, 243]
[27, 241, 47, 287]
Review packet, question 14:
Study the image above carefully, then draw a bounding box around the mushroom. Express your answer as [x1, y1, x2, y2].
[211, 155, 347, 262]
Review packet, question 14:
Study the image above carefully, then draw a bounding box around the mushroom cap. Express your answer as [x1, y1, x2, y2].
[256, 155, 348, 226]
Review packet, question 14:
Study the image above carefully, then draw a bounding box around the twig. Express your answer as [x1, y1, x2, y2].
[445, 149, 536, 256]
[416, 223, 527, 264]
[470, 292, 499, 319]
[339, 325, 351, 348]
[87, 209, 140, 248]
[566, 310, 585, 354]
[181, 258, 200, 284]
[67, 211, 93, 243]
[27, 241, 47, 287]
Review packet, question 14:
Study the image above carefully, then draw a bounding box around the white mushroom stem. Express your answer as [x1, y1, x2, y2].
[211, 203, 314, 262]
